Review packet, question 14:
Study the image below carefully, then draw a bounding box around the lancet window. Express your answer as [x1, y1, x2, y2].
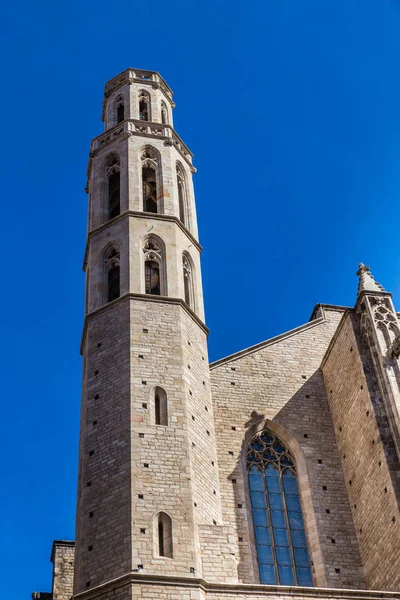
[157, 512, 173, 558]
[104, 246, 120, 303]
[183, 253, 194, 309]
[176, 163, 188, 226]
[143, 237, 165, 296]
[154, 387, 168, 425]
[139, 90, 151, 121]
[161, 101, 168, 125]
[115, 95, 124, 123]
[105, 155, 120, 220]
[142, 148, 160, 213]
[247, 429, 313, 587]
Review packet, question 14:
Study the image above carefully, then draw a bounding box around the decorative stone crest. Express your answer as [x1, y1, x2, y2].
[143, 238, 162, 262]
[104, 246, 120, 272]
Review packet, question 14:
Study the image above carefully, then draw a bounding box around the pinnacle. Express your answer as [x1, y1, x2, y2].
[356, 263, 386, 296]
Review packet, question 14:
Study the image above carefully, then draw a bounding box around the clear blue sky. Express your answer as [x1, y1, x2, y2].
[1, 0, 400, 597]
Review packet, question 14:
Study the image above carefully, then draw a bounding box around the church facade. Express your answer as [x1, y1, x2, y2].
[33, 69, 400, 600]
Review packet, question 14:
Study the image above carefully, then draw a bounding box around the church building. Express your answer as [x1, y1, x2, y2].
[33, 68, 400, 600]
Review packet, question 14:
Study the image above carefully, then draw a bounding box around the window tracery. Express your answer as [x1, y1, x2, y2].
[139, 90, 151, 121]
[183, 253, 194, 309]
[247, 429, 313, 587]
[104, 246, 120, 303]
[105, 155, 120, 220]
[115, 95, 124, 123]
[142, 148, 159, 213]
[161, 101, 168, 125]
[143, 238, 164, 296]
[176, 164, 187, 226]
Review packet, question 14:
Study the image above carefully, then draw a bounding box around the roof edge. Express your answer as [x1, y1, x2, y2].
[210, 304, 349, 370]
[50, 540, 75, 563]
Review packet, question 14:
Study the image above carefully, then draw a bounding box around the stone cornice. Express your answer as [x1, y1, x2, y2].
[85, 119, 196, 193]
[80, 293, 209, 354]
[85, 120, 195, 190]
[90, 120, 193, 162]
[74, 572, 400, 600]
[82, 211, 202, 270]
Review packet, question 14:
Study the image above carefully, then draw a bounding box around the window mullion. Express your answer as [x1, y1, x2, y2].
[263, 467, 280, 585]
[280, 470, 298, 586]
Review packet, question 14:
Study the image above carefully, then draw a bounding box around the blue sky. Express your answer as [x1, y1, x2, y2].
[1, 0, 400, 597]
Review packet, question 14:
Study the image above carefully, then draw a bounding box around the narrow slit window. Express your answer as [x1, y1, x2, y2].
[154, 387, 168, 425]
[247, 429, 313, 587]
[157, 512, 173, 558]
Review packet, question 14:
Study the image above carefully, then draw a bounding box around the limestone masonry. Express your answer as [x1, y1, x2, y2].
[32, 69, 400, 600]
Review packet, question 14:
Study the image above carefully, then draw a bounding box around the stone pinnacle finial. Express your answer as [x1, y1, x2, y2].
[356, 263, 386, 296]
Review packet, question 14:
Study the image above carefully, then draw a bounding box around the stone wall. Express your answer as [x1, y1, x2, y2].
[51, 541, 75, 600]
[322, 310, 400, 591]
[128, 297, 235, 581]
[75, 299, 132, 592]
[210, 307, 365, 590]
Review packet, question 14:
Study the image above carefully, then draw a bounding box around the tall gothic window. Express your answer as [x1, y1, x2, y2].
[104, 246, 120, 303]
[142, 148, 160, 213]
[161, 101, 168, 125]
[106, 155, 120, 220]
[115, 95, 124, 123]
[143, 237, 165, 296]
[182, 253, 194, 309]
[247, 429, 313, 587]
[139, 90, 151, 121]
[176, 163, 187, 226]
[157, 512, 173, 558]
[154, 387, 168, 425]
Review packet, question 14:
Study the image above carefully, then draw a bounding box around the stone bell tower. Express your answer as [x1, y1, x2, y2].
[74, 68, 236, 599]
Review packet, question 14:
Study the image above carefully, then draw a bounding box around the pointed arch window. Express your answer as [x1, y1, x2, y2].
[247, 430, 313, 587]
[115, 95, 124, 123]
[161, 101, 168, 125]
[105, 155, 120, 220]
[104, 246, 120, 303]
[176, 164, 188, 226]
[154, 387, 168, 425]
[142, 148, 160, 213]
[183, 253, 194, 309]
[157, 512, 173, 558]
[139, 90, 151, 121]
[143, 237, 166, 296]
